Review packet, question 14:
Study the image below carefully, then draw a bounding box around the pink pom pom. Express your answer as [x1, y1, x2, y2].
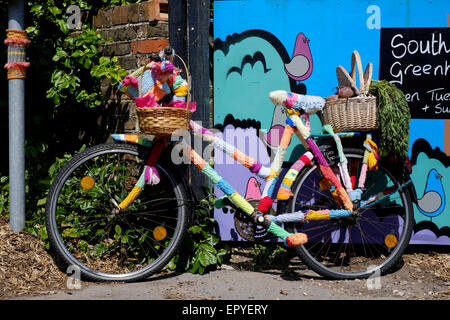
[145, 166, 160, 185]
[164, 63, 174, 73]
[130, 77, 138, 87]
[122, 76, 131, 87]
[249, 162, 262, 173]
[285, 93, 299, 108]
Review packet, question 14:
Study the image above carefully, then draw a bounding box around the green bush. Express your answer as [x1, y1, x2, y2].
[167, 193, 230, 274]
[0, 0, 136, 223]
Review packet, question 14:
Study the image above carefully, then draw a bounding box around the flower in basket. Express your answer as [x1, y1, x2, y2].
[149, 61, 175, 81]
[135, 93, 159, 108]
[121, 75, 138, 88]
[161, 60, 174, 73]
[169, 75, 189, 100]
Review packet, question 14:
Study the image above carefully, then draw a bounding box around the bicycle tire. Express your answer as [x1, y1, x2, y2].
[45, 143, 190, 282]
[279, 148, 414, 280]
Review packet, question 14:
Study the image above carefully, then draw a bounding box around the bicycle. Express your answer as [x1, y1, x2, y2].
[45, 89, 417, 282]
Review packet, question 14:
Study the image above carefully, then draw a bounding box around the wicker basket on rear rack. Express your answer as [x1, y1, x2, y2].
[322, 51, 378, 132]
[136, 54, 192, 136]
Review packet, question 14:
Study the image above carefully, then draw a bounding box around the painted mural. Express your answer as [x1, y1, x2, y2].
[213, 0, 450, 245]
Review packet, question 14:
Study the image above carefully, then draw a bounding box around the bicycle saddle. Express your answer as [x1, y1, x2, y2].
[269, 90, 325, 115]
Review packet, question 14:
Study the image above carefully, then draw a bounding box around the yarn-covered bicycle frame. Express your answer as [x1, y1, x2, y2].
[111, 109, 413, 248]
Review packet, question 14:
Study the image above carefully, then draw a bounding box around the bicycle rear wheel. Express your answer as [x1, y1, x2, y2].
[45, 143, 190, 282]
[279, 148, 414, 279]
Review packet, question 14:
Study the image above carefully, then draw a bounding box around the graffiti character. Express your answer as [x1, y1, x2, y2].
[417, 169, 445, 219]
[262, 106, 286, 150]
[284, 32, 313, 81]
[264, 32, 314, 150]
[245, 177, 262, 200]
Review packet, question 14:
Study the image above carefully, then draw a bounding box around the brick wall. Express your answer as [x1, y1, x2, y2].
[94, 0, 169, 133]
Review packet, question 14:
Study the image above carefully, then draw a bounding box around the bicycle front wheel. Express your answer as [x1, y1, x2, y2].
[280, 148, 414, 280]
[45, 143, 190, 282]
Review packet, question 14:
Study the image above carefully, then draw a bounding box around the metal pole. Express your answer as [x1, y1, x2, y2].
[7, 0, 27, 232]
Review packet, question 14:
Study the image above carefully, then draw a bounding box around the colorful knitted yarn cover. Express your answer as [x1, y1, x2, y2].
[4, 29, 30, 79]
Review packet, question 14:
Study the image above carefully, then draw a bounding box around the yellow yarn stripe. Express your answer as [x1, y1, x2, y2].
[8, 51, 26, 55]
[173, 85, 188, 97]
[276, 186, 292, 200]
[119, 185, 142, 210]
[363, 150, 369, 164]
[286, 109, 300, 116]
[7, 70, 26, 79]
[229, 192, 254, 215]
[265, 168, 278, 180]
[305, 211, 330, 220]
[7, 29, 28, 38]
[281, 176, 295, 187]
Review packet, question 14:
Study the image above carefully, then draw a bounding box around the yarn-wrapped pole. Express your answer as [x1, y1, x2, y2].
[6, 0, 28, 232]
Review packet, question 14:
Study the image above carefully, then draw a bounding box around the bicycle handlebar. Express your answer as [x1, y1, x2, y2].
[269, 90, 326, 115]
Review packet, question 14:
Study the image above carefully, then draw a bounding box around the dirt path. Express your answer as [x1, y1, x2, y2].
[1, 218, 449, 301]
[8, 247, 450, 301]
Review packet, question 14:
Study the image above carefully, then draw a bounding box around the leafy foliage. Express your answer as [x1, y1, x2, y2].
[369, 80, 411, 161]
[252, 244, 289, 268]
[0, 1, 139, 224]
[46, 28, 126, 110]
[26, 1, 128, 118]
[167, 193, 230, 274]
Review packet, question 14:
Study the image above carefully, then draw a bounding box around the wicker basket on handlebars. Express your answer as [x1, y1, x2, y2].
[136, 54, 192, 136]
[322, 51, 378, 132]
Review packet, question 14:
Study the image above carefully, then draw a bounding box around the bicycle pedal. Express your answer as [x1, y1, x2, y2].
[285, 233, 308, 247]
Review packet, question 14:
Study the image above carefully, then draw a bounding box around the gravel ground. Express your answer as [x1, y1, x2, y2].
[1, 219, 449, 300]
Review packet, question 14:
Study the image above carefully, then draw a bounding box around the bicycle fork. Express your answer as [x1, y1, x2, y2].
[112, 136, 166, 211]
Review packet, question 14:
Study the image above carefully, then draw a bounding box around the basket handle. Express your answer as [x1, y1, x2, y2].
[349, 51, 372, 96]
[174, 54, 191, 111]
[138, 63, 151, 98]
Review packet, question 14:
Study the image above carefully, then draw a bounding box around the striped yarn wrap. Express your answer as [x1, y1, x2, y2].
[268, 209, 351, 224]
[4, 29, 30, 79]
[190, 121, 271, 178]
[322, 124, 353, 191]
[305, 210, 330, 220]
[357, 134, 373, 189]
[119, 173, 146, 210]
[110, 134, 153, 147]
[269, 124, 294, 178]
[276, 152, 313, 200]
[188, 121, 273, 178]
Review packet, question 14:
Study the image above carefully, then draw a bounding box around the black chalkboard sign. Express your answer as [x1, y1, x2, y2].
[379, 28, 450, 119]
